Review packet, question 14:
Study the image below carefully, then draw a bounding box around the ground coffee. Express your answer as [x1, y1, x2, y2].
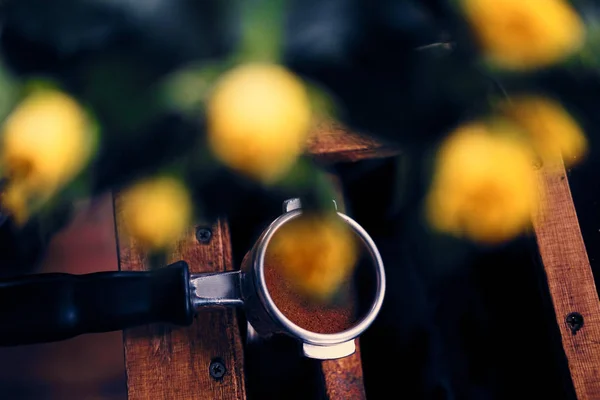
[264, 254, 357, 334]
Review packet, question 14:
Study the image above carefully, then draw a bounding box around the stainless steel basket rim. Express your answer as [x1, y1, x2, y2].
[253, 209, 386, 346]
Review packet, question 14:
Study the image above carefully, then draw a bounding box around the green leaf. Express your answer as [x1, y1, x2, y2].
[275, 158, 337, 212]
[0, 64, 22, 122]
[21, 78, 61, 97]
[160, 62, 227, 115]
[82, 57, 162, 134]
[275, 157, 317, 191]
[569, 14, 600, 70]
[305, 81, 339, 121]
[236, 0, 287, 64]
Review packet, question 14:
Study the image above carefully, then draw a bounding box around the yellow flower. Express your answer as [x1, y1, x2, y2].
[267, 213, 359, 300]
[426, 123, 538, 244]
[1, 182, 29, 225]
[120, 176, 192, 250]
[462, 0, 585, 70]
[0, 89, 95, 223]
[500, 96, 587, 167]
[207, 63, 312, 184]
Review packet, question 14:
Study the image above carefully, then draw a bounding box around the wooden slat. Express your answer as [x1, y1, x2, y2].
[320, 342, 366, 400]
[114, 200, 246, 400]
[319, 175, 366, 399]
[532, 158, 600, 399]
[307, 121, 400, 163]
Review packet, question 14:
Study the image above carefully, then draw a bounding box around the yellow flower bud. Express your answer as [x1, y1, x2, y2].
[267, 214, 359, 300]
[2, 90, 95, 193]
[462, 0, 585, 70]
[0, 89, 96, 223]
[426, 123, 538, 244]
[120, 176, 192, 250]
[500, 96, 587, 167]
[207, 63, 312, 184]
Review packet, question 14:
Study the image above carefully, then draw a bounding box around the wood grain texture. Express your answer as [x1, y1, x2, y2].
[307, 121, 400, 163]
[532, 159, 600, 400]
[321, 342, 366, 400]
[319, 176, 366, 399]
[114, 198, 246, 400]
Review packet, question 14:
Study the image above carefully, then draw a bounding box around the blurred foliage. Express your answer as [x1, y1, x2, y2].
[0, 0, 598, 266]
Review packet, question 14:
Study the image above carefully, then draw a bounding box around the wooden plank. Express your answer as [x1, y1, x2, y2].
[320, 342, 366, 400]
[114, 198, 246, 400]
[307, 121, 400, 163]
[532, 158, 600, 400]
[319, 175, 367, 399]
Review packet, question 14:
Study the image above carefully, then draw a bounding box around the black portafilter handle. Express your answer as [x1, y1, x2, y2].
[0, 261, 194, 346]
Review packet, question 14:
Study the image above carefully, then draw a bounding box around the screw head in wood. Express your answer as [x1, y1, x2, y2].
[566, 312, 584, 335]
[209, 359, 226, 379]
[196, 227, 212, 244]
